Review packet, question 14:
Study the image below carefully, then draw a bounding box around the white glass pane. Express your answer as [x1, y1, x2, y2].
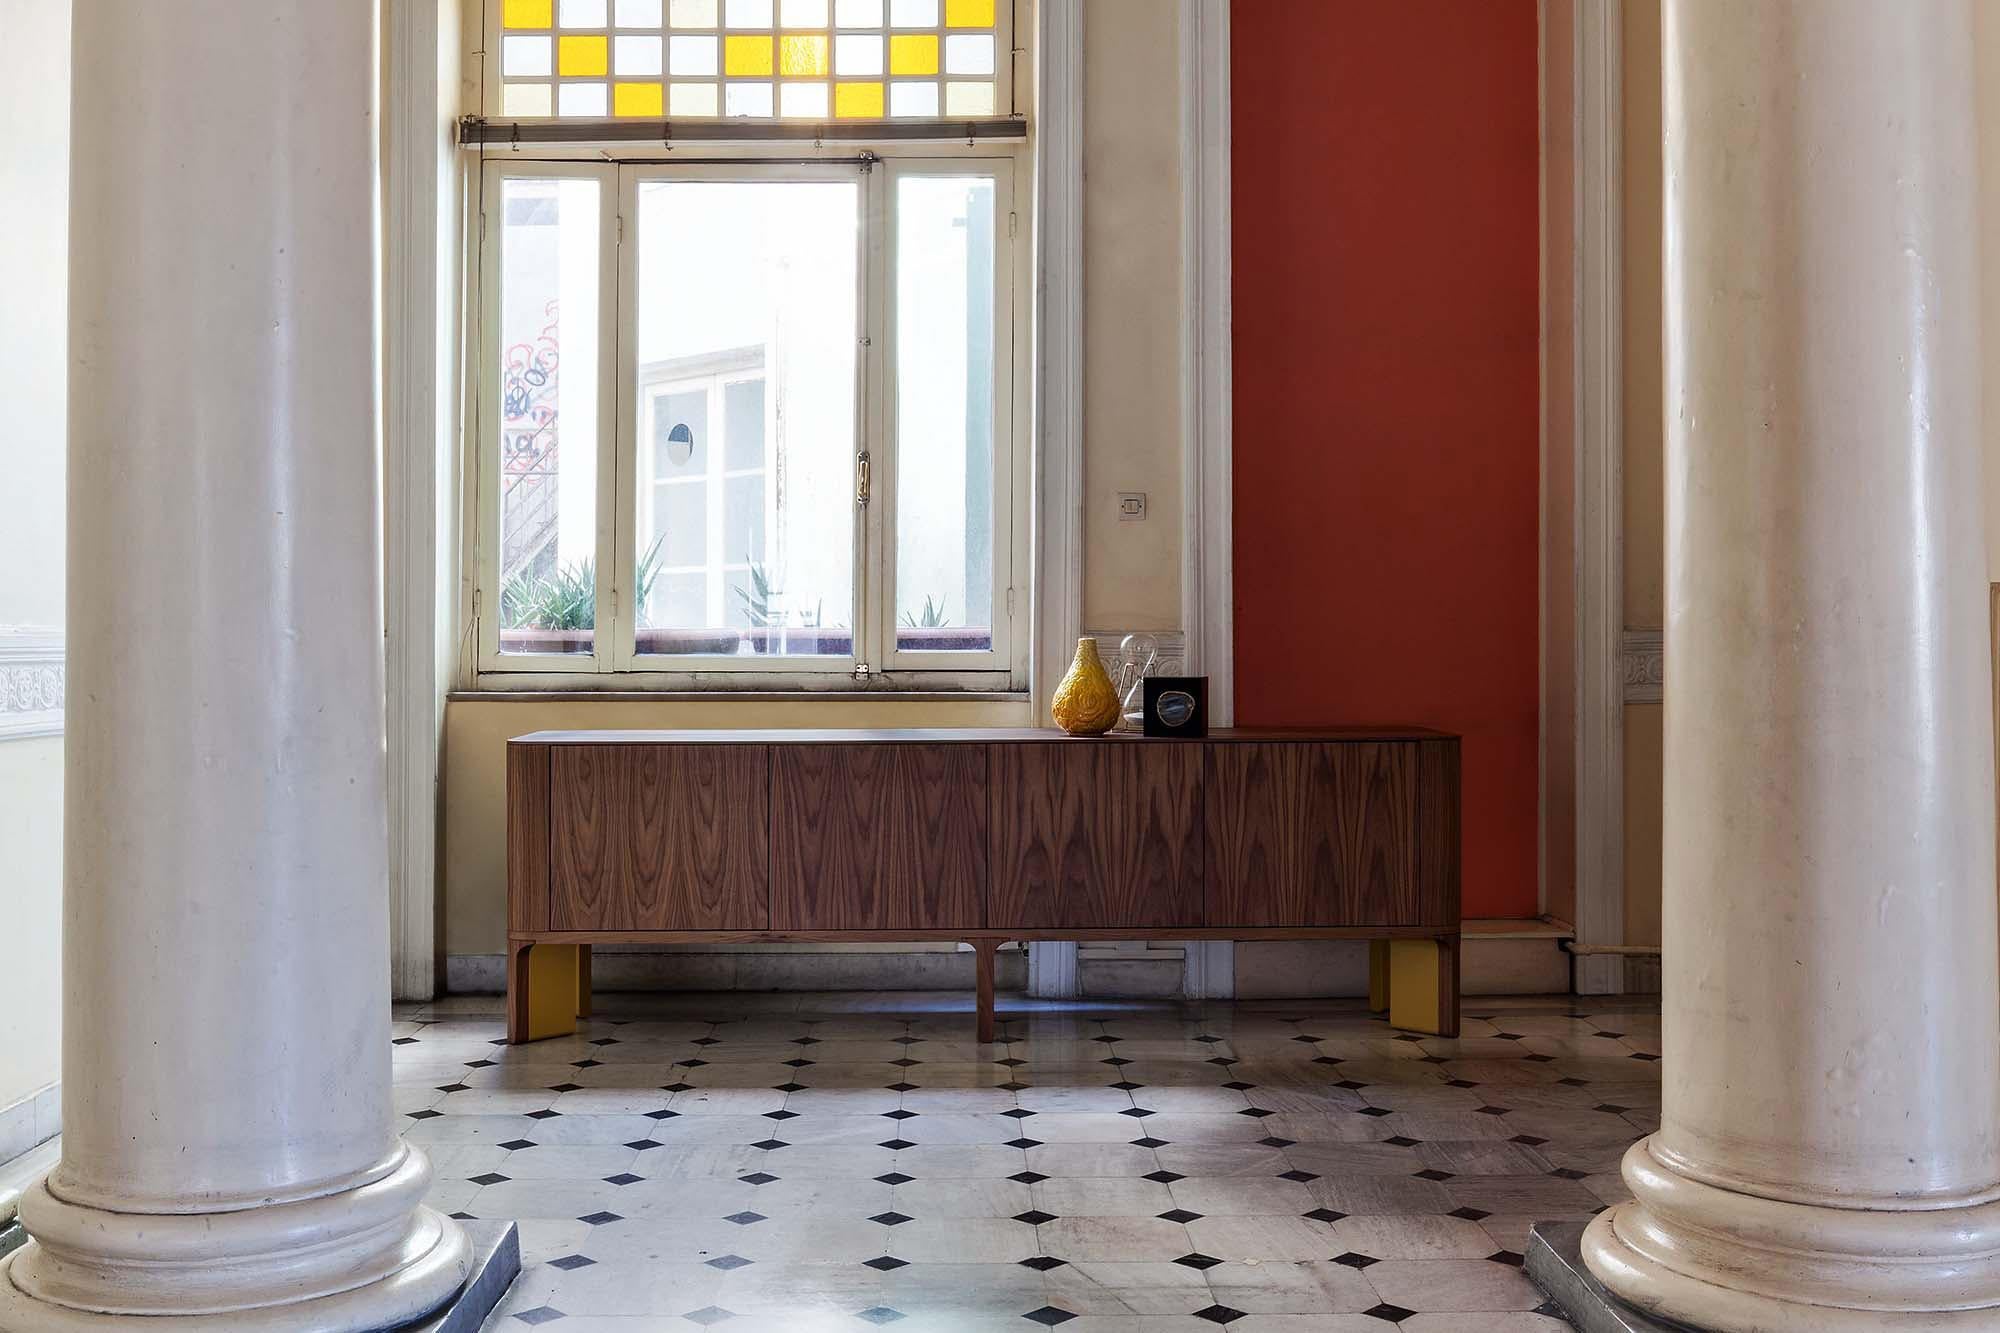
[503, 82, 555, 116]
[834, 0, 883, 24]
[503, 34, 553, 76]
[615, 34, 663, 74]
[726, 0, 774, 27]
[558, 82, 609, 115]
[895, 175, 996, 654]
[724, 379, 767, 470]
[725, 81, 774, 116]
[943, 78, 992, 115]
[615, 0, 663, 24]
[560, 0, 608, 26]
[671, 0, 718, 25]
[834, 33, 883, 76]
[943, 32, 992, 75]
[889, 0, 937, 27]
[669, 82, 720, 114]
[653, 480, 707, 566]
[888, 80, 937, 117]
[497, 177, 601, 657]
[670, 34, 719, 74]
[780, 0, 830, 26]
[779, 81, 829, 117]
[633, 179, 859, 656]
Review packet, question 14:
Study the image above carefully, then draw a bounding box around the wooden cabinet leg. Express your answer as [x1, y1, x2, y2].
[507, 941, 533, 1044]
[577, 943, 593, 1019]
[1387, 936, 1460, 1038]
[508, 941, 581, 1044]
[973, 940, 998, 1045]
[1367, 940, 1392, 1013]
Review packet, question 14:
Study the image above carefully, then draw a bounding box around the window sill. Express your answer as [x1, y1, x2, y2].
[450, 688, 1032, 704]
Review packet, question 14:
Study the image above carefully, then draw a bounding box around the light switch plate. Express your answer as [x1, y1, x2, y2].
[1117, 492, 1147, 521]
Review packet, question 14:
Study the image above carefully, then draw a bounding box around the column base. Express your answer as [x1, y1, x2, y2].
[0, 1146, 471, 1331]
[1581, 1138, 2000, 1331]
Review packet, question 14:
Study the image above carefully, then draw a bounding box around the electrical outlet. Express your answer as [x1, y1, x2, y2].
[1117, 492, 1147, 521]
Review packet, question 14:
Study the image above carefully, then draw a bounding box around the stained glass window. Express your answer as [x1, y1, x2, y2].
[496, 0, 1004, 121]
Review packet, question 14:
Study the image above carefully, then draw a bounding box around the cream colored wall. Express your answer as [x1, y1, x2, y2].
[0, 0, 69, 1118]
[0, 740, 63, 1113]
[1621, 0, 1663, 949]
[438, 9, 1189, 962]
[1080, 0, 1182, 631]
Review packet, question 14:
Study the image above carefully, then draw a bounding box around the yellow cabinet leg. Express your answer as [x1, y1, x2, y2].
[513, 943, 581, 1043]
[1368, 940, 1392, 1013]
[1387, 937, 1460, 1037]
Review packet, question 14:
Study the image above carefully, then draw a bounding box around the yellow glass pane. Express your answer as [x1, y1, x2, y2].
[613, 81, 664, 115]
[944, 0, 993, 27]
[725, 34, 774, 75]
[888, 34, 938, 76]
[779, 34, 828, 76]
[558, 34, 609, 76]
[669, 81, 720, 114]
[834, 80, 884, 117]
[505, 0, 555, 27]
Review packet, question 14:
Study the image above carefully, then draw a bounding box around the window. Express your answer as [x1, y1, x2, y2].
[476, 158, 1023, 685]
[491, 0, 1011, 123]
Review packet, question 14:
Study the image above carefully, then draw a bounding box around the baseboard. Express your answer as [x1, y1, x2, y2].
[0, 1085, 58, 1175]
[447, 948, 1028, 995]
[448, 932, 1577, 999]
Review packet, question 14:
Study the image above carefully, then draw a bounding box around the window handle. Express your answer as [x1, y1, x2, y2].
[856, 452, 871, 507]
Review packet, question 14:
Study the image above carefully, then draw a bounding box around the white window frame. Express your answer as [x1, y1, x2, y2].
[471, 150, 1028, 691]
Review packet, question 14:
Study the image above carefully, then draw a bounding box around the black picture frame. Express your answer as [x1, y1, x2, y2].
[1142, 676, 1209, 738]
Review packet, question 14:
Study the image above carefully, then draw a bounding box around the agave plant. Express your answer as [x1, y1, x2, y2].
[504, 536, 667, 631]
[900, 594, 950, 629]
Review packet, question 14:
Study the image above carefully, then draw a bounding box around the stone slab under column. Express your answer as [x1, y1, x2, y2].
[1528, 1221, 1690, 1333]
[400, 1222, 519, 1333]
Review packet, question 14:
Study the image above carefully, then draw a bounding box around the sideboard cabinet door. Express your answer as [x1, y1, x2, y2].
[549, 745, 771, 931]
[772, 745, 989, 930]
[989, 742, 1204, 929]
[1204, 742, 1420, 926]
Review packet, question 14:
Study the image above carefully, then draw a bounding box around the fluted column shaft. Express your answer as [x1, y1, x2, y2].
[0, 1, 469, 1327]
[1582, 2, 2000, 1327]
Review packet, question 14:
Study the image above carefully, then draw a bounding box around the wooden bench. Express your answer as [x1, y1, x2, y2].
[505, 727, 1461, 1043]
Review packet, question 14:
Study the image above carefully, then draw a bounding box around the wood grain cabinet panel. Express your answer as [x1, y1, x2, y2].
[989, 743, 1203, 929]
[772, 745, 988, 930]
[1204, 742, 1419, 926]
[549, 745, 770, 931]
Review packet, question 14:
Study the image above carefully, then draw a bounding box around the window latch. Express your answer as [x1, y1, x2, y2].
[856, 451, 871, 507]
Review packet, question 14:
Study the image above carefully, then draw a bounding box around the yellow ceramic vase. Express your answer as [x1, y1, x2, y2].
[1051, 637, 1121, 736]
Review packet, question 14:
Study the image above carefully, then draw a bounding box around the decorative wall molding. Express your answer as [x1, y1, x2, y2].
[383, 0, 464, 1002]
[0, 1081, 60, 1171]
[1027, 0, 1085, 1002]
[1571, 0, 1626, 995]
[1180, 0, 1233, 1002]
[0, 628, 64, 742]
[1622, 628, 1663, 704]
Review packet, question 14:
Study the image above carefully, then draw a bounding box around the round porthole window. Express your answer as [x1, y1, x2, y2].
[665, 422, 695, 467]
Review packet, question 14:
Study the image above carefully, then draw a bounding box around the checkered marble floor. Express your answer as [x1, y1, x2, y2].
[391, 990, 1661, 1332]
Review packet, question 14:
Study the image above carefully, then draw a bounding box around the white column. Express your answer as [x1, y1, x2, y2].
[0, 1, 471, 1328]
[1582, 1, 2000, 1328]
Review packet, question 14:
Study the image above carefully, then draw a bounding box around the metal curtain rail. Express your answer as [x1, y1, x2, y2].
[460, 115, 1028, 147]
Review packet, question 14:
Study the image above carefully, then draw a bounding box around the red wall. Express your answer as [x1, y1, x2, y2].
[1231, 0, 1541, 919]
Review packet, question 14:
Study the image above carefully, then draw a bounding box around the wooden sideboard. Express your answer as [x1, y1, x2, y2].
[506, 727, 1461, 1043]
